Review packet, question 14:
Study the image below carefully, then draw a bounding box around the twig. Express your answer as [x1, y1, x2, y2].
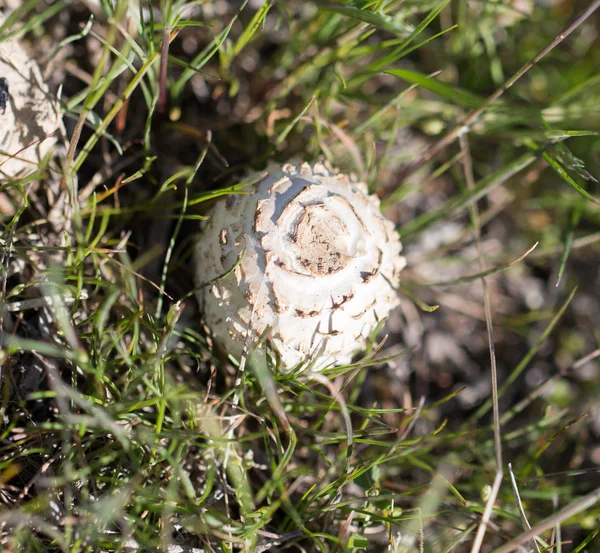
[460, 135, 504, 553]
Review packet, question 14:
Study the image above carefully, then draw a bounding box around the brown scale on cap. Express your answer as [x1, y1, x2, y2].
[293, 204, 351, 276]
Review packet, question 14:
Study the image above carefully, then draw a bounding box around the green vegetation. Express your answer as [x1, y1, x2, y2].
[1, 1, 599, 551]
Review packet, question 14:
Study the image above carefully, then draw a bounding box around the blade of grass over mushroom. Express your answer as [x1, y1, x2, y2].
[78, 173, 258, 218]
[414, 242, 538, 288]
[186, 172, 266, 206]
[325, 347, 416, 379]
[472, 287, 577, 422]
[401, 151, 538, 236]
[192, 249, 246, 297]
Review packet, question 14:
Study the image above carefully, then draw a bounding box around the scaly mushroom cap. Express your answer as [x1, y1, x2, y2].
[194, 161, 406, 372]
[0, 32, 64, 178]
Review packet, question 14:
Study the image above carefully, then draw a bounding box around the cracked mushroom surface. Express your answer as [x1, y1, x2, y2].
[0, 28, 64, 179]
[194, 161, 406, 372]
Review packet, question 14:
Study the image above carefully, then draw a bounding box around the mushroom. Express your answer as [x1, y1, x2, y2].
[194, 161, 406, 372]
[0, 26, 64, 179]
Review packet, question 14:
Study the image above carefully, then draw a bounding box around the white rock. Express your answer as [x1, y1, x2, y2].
[194, 161, 406, 372]
[0, 30, 64, 178]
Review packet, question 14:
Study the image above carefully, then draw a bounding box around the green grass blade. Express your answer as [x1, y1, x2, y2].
[555, 203, 583, 287]
[385, 69, 484, 108]
[472, 287, 577, 421]
[316, 2, 413, 35]
[233, 0, 270, 57]
[401, 152, 537, 236]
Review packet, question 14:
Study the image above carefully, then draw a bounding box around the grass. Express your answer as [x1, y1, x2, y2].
[1, 1, 600, 551]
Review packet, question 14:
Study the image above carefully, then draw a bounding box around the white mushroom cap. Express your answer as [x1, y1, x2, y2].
[194, 161, 406, 372]
[0, 30, 64, 178]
